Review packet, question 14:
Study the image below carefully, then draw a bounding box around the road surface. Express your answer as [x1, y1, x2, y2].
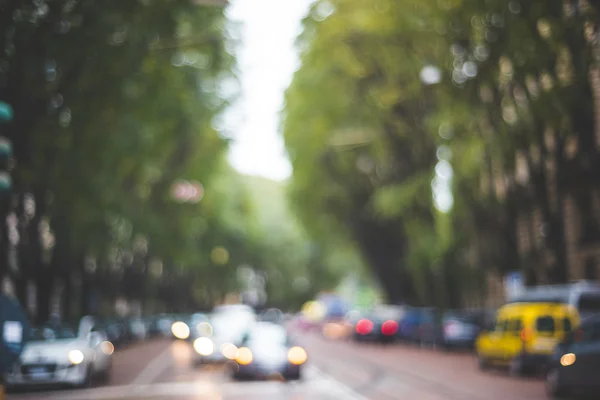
[7, 333, 547, 400]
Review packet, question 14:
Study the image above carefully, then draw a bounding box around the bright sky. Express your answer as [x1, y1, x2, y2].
[224, 0, 314, 182]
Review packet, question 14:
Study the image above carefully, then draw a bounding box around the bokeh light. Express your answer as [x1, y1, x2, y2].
[171, 321, 190, 339]
[211, 246, 230, 265]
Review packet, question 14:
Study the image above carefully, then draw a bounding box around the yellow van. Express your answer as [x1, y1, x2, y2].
[476, 302, 579, 375]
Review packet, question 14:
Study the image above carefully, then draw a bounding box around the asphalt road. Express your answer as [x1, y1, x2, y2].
[7, 332, 547, 400]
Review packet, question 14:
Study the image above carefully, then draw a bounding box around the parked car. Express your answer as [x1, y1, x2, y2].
[476, 302, 580, 376]
[397, 307, 424, 343]
[231, 322, 306, 381]
[441, 310, 485, 349]
[545, 313, 600, 399]
[5, 323, 113, 389]
[416, 307, 442, 347]
[352, 305, 404, 343]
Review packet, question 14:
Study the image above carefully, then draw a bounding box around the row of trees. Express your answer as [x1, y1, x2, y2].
[0, 0, 338, 324]
[283, 0, 600, 307]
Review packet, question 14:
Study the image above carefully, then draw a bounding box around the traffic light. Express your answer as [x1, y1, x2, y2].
[0, 102, 12, 123]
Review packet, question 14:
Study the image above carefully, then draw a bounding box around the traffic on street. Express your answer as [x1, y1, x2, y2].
[5, 316, 546, 400]
[6, 294, 600, 400]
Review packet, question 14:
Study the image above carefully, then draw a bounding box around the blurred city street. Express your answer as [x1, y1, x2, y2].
[8, 331, 546, 400]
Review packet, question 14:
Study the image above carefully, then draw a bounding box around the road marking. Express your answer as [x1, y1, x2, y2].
[131, 342, 175, 386]
[305, 365, 369, 400]
[7, 364, 368, 400]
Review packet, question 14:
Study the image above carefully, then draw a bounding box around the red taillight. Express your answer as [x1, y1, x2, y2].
[356, 319, 374, 335]
[381, 320, 399, 336]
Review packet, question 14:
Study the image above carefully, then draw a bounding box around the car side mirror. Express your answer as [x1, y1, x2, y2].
[89, 332, 103, 348]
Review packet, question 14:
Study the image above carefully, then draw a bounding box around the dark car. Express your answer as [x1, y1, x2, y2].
[440, 310, 484, 349]
[397, 307, 423, 342]
[352, 305, 403, 343]
[415, 307, 442, 347]
[545, 314, 600, 398]
[231, 322, 306, 381]
[396, 307, 442, 346]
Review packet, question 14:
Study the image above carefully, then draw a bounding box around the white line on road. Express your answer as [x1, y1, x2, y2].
[305, 365, 369, 400]
[131, 342, 175, 386]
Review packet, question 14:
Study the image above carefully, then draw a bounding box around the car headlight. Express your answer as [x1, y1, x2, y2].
[220, 343, 238, 360]
[193, 337, 214, 356]
[171, 321, 190, 339]
[235, 347, 253, 365]
[100, 341, 115, 355]
[68, 350, 84, 365]
[196, 322, 213, 337]
[287, 346, 307, 365]
[560, 353, 576, 367]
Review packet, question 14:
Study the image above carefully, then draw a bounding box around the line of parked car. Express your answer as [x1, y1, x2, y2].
[3, 312, 210, 391]
[316, 281, 600, 399]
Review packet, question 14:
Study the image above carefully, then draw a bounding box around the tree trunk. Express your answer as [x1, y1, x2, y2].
[79, 253, 90, 317]
[35, 267, 52, 324]
[62, 268, 72, 323]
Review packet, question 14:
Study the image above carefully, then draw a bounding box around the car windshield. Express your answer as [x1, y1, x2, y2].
[29, 326, 77, 342]
[210, 312, 255, 340]
[246, 325, 287, 347]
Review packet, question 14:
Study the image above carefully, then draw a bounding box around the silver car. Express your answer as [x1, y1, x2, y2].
[5, 324, 113, 389]
[192, 308, 256, 365]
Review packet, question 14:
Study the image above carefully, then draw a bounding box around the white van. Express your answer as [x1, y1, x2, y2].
[508, 281, 600, 318]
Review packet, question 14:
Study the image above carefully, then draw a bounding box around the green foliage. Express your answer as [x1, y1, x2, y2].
[283, 0, 600, 306]
[0, 0, 243, 317]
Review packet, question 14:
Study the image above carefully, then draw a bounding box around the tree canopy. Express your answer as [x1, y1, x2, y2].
[283, 0, 600, 307]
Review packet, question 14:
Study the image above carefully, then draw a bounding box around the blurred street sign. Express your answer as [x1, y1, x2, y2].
[0, 102, 12, 123]
[504, 271, 524, 300]
[0, 294, 29, 374]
